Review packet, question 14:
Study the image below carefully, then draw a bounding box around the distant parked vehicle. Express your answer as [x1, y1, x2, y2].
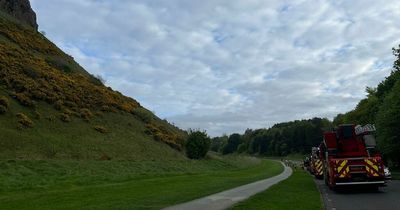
[384, 166, 392, 179]
[310, 147, 323, 179]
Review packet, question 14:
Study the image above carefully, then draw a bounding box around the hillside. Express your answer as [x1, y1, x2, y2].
[0, 0, 186, 160]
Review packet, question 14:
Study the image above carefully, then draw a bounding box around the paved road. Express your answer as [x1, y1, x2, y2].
[163, 161, 293, 210]
[315, 179, 400, 210]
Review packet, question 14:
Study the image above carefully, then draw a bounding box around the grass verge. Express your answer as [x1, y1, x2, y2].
[229, 169, 323, 210]
[0, 157, 283, 210]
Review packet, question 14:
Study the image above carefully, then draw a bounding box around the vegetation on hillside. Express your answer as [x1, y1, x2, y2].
[333, 46, 400, 167]
[0, 10, 186, 156]
[185, 130, 211, 159]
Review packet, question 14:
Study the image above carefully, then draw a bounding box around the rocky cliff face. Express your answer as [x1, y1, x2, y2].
[0, 0, 38, 30]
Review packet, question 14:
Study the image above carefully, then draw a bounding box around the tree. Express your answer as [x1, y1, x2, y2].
[222, 133, 242, 155]
[185, 130, 211, 159]
[376, 81, 400, 166]
[210, 135, 227, 152]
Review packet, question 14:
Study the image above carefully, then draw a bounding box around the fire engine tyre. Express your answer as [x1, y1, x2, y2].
[369, 185, 379, 192]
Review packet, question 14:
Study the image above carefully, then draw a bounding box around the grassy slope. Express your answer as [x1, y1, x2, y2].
[230, 170, 323, 210]
[0, 158, 283, 210]
[0, 89, 183, 160]
[0, 10, 186, 159]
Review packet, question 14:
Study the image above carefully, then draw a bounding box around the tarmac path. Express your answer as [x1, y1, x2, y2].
[163, 161, 293, 210]
[315, 179, 400, 210]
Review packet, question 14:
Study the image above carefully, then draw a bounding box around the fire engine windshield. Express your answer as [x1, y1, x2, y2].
[342, 126, 353, 139]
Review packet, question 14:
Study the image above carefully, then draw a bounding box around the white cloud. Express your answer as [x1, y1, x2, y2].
[30, 0, 400, 136]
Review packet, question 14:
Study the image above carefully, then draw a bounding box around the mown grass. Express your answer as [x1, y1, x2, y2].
[0, 158, 283, 210]
[230, 170, 323, 210]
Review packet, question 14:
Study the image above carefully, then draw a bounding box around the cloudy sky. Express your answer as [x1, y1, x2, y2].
[30, 0, 400, 136]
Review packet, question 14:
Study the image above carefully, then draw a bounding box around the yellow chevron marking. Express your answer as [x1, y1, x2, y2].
[337, 160, 347, 173]
[366, 159, 379, 171]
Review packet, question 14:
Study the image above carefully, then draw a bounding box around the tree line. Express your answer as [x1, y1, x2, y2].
[210, 118, 332, 156]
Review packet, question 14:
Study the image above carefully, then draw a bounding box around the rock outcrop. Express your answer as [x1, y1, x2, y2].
[0, 0, 38, 30]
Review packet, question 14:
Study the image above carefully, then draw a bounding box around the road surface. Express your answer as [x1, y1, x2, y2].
[315, 179, 400, 210]
[163, 161, 292, 210]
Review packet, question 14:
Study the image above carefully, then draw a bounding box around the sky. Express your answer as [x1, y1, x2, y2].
[30, 0, 400, 136]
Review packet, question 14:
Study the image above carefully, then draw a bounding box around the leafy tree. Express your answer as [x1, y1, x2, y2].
[210, 135, 228, 152]
[237, 143, 247, 153]
[333, 45, 400, 165]
[376, 81, 400, 166]
[185, 130, 211, 159]
[222, 133, 242, 155]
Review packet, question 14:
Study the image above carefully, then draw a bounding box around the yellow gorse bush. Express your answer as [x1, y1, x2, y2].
[0, 16, 186, 149]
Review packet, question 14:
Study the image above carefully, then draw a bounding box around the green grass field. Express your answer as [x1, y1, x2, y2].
[0, 157, 283, 210]
[230, 169, 323, 210]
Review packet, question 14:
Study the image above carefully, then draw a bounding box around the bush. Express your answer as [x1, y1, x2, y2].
[54, 100, 63, 110]
[185, 130, 211, 159]
[14, 92, 34, 107]
[16, 113, 33, 128]
[237, 143, 247, 153]
[33, 110, 41, 119]
[0, 96, 9, 114]
[99, 153, 112, 160]
[0, 105, 7, 114]
[45, 56, 73, 73]
[94, 125, 108, 134]
[0, 96, 9, 108]
[80, 108, 93, 120]
[132, 108, 153, 123]
[222, 133, 242, 155]
[60, 113, 71, 122]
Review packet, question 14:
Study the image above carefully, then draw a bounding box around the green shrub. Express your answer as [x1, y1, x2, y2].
[60, 113, 71, 122]
[46, 115, 55, 122]
[132, 108, 153, 123]
[0, 105, 7, 114]
[45, 56, 73, 73]
[0, 96, 9, 114]
[16, 113, 33, 128]
[185, 130, 211, 159]
[237, 143, 247, 153]
[34, 110, 41, 119]
[14, 92, 34, 107]
[99, 153, 112, 160]
[22, 67, 39, 79]
[0, 96, 9, 108]
[94, 125, 108, 134]
[80, 108, 93, 120]
[54, 100, 63, 110]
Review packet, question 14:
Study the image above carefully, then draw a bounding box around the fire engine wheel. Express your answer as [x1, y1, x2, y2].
[369, 185, 379, 192]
